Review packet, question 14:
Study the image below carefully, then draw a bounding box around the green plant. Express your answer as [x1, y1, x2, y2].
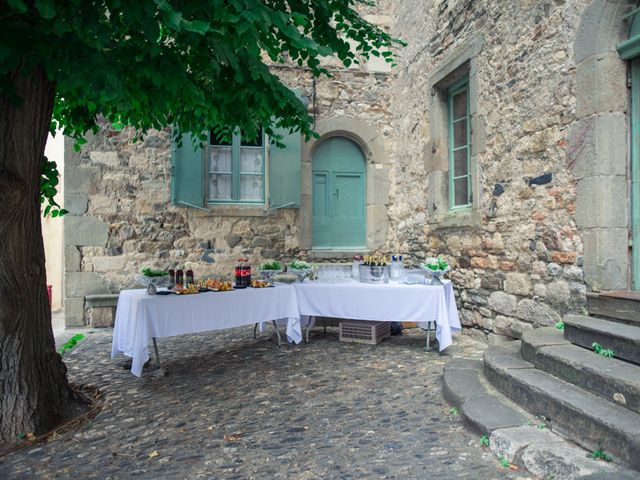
[260, 261, 283, 271]
[422, 257, 449, 271]
[449, 407, 459, 416]
[537, 423, 546, 430]
[589, 448, 612, 462]
[58, 334, 86, 355]
[592, 342, 615, 358]
[499, 455, 510, 468]
[555, 321, 564, 330]
[41, 156, 68, 218]
[142, 267, 168, 277]
[288, 260, 311, 270]
[480, 434, 490, 447]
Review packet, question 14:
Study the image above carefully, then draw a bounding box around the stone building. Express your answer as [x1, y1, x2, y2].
[63, 0, 639, 335]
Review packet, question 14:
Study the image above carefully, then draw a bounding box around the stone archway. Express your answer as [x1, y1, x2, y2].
[298, 117, 389, 254]
[570, 0, 635, 291]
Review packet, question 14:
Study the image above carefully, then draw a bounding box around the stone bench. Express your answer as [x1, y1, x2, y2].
[85, 293, 119, 327]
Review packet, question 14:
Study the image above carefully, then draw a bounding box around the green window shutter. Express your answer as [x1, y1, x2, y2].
[171, 132, 205, 208]
[269, 126, 301, 208]
[269, 89, 303, 208]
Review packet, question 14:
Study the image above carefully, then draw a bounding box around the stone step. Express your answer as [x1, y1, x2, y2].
[521, 327, 640, 414]
[484, 345, 640, 471]
[564, 314, 640, 365]
[442, 355, 532, 435]
[587, 291, 640, 326]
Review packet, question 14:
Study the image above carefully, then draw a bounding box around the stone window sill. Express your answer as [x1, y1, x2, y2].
[308, 250, 370, 261]
[427, 208, 481, 229]
[192, 204, 278, 218]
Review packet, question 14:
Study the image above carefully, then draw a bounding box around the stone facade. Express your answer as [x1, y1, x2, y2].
[64, 0, 636, 333]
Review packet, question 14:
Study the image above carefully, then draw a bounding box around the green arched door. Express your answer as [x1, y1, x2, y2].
[312, 137, 366, 249]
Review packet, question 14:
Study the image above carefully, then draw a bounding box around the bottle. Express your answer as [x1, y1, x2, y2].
[398, 255, 405, 279]
[169, 269, 175, 287]
[390, 255, 399, 280]
[244, 259, 252, 286]
[186, 269, 194, 285]
[176, 269, 184, 288]
[235, 259, 243, 287]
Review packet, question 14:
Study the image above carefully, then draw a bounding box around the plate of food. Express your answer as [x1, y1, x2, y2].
[173, 284, 199, 295]
[250, 279, 272, 288]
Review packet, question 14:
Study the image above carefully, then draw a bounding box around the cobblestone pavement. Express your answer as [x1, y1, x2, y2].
[1, 327, 533, 479]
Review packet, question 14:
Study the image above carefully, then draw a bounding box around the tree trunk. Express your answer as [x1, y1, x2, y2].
[0, 64, 73, 444]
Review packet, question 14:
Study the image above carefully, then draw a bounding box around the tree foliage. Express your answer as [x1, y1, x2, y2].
[1, 0, 403, 145]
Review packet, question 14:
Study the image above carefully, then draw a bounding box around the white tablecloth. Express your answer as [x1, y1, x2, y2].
[293, 280, 461, 351]
[112, 286, 302, 376]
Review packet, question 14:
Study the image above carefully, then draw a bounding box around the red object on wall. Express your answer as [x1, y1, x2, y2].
[47, 285, 52, 307]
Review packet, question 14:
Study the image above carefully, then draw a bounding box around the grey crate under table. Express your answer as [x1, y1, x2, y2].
[339, 320, 391, 345]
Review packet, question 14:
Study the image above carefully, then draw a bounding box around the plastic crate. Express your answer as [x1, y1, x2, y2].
[339, 320, 390, 345]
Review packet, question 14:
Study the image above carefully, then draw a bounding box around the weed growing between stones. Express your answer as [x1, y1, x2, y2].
[554, 321, 564, 330]
[58, 334, 86, 355]
[589, 448, 612, 462]
[480, 434, 490, 447]
[592, 342, 614, 358]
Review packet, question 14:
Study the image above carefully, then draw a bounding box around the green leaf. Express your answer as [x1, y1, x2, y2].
[183, 20, 209, 35]
[6, 0, 28, 13]
[35, 0, 56, 19]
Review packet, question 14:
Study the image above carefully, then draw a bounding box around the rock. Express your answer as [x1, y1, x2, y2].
[504, 273, 532, 296]
[226, 234, 242, 248]
[563, 265, 584, 281]
[250, 236, 272, 248]
[488, 291, 517, 316]
[546, 280, 571, 308]
[493, 316, 533, 339]
[516, 299, 561, 327]
[546, 263, 562, 276]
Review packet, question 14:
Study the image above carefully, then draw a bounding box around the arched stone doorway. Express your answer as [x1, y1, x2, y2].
[298, 117, 389, 255]
[571, 0, 635, 291]
[312, 137, 366, 249]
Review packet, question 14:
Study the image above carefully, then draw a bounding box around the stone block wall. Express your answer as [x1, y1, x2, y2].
[386, 0, 605, 338]
[62, 6, 396, 326]
[64, 0, 632, 337]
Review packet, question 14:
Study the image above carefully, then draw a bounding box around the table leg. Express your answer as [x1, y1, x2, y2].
[152, 337, 161, 368]
[253, 323, 258, 339]
[272, 320, 282, 347]
[425, 321, 435, 352]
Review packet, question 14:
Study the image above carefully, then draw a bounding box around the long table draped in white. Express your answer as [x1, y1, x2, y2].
[112, 286, 302, 377]
[293, 280, 461, 351]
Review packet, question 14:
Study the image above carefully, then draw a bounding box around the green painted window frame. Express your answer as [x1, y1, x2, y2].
[447, 76, 472, 210]
[208, 129, 266, 205]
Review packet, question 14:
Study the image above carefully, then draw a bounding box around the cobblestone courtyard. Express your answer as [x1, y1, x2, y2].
[1, 327, 532, 479]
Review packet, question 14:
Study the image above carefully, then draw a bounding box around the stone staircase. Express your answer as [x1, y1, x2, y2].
[443, 291, 640, 478]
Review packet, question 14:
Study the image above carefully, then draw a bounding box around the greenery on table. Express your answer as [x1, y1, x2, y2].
[142, 267, 168, 277]
[58, 334, 86, 355]
[288, 260, 311, 270]
[592, 342, 614, 358]
[260, 261, 283, 271]
[422, 257, 449, 271]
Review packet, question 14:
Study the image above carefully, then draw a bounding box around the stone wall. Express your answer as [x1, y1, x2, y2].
[63, 7, 396, 326]
[386, 0, 608, 339]
[65, 0, 634, 336]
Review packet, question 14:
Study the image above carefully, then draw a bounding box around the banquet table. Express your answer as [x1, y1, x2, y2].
[112, 286, 302, 377]
[293, 279, 461, 351]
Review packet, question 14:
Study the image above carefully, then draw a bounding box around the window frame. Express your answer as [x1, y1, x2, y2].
[207, 129, 266, 205]
[447, 75, 472, 211]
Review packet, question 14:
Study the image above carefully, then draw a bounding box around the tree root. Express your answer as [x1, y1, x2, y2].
[0, 383, 104, 458]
